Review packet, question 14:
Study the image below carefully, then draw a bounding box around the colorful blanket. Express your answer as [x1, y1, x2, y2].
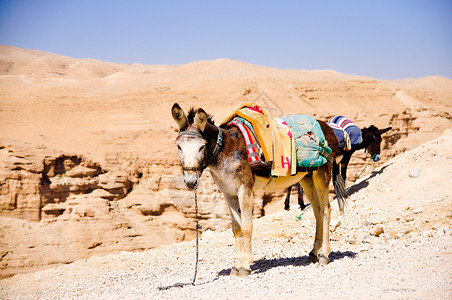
[227, 117, 263, 164]
[279, 115, 332, 168]
[328, 116, 362, 149]
[221, 103, 296, 176]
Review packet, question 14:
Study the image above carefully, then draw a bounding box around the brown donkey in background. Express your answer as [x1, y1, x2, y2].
[172, 103, 347, 276]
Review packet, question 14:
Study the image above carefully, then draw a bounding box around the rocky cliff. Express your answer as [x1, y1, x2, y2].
[0, 140, 244, 278]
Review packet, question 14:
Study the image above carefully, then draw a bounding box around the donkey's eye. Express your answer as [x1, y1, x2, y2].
[177, 145, 182, 152]
[200, 145, 206, 151]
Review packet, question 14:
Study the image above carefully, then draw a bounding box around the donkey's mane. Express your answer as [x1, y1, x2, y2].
[187, 107, 215, 125]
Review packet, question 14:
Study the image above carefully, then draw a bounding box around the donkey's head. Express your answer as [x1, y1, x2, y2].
[172, 103, 212, 190]
[361, 125, 392, 162]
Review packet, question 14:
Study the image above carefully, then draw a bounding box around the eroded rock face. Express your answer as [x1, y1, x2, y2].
[0, 140, 238, 278]
[0, 140, 143, 278]
[0, 140, 131, 222]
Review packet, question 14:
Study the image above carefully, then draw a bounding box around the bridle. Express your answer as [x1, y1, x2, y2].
[364, 141, 377, 152]
[177, 127, 224, 173]
[363, 133, 380, 161]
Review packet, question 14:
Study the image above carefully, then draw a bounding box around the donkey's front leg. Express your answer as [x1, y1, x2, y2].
[237, 185, 254, 276]
[223, 194, 245, 276]
[223, 188, 253, 276]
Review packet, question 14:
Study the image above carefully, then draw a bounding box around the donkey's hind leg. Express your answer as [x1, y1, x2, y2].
[313, 168, 332, 265]
[285, 183, 306, 211]
[300, 176, 322, 262]
[284, 186, 292, 210]
[300, 169, 332, 265]
[296, 183, 306, 210]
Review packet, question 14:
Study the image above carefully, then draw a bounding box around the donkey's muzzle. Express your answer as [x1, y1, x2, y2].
[184, 171, 200, 190]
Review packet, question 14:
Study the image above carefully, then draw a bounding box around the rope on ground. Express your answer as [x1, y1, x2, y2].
[158, 191, 201, 290]
[192, 190, 201, 285]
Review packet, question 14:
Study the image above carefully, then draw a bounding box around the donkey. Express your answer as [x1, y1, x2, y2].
[333, 124, 392, 182]
[284, 119, 391, 211]
[172, 103, 348, 276]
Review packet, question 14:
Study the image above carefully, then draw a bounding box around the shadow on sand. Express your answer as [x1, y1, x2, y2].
[158, 249, 358, 290]
[217, 250, 357, 277]
[346, 164, 392, 196]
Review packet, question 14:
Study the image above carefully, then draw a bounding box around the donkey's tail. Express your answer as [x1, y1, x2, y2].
[333, 163, 348, 211]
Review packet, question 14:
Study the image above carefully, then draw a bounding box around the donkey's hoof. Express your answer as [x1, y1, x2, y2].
[238, 267, 251, 277]
[319, 255, 330, 265]
[230, 267, 240, 276]
[308, 252, 318, 263]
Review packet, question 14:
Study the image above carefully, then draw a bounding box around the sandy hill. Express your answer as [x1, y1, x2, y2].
[1, 44, 451, 165]
[1, 132, 451, 299]
[0, 45, 451, 280]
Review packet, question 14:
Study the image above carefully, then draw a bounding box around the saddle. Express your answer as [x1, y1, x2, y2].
[222, 103, 332, 177]
[222, 103, 295, 176]
[280, 115, 333, 168]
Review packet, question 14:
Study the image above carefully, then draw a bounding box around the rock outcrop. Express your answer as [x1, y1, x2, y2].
[0, 141, 241, 278]
[0, 140, 132, 222]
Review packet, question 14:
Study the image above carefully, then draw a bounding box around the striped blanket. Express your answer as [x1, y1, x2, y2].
[227, 118, 263, 165]
[328, 116, 362, 150]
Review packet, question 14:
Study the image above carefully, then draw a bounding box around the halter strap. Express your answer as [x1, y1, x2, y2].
[178, 130, 205, 139]
[200, 127, 223, 171]
[178, 127, 224, 172]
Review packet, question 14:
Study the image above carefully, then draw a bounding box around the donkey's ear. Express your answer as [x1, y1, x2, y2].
[379, 127, 392, 135]
[195, 108, 208, 132]
[171, 103, 188, 130]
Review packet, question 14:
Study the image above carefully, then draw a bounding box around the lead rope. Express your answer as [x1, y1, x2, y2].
[157, 191, 201, 290]
[346, 153, 376, 192]
[192, 191, 201, 285]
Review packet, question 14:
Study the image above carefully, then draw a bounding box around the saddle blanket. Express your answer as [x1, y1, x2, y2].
[221, 103, 296, 176]
[279, 115, 332, 168]
[328, 116, 362, 149]
[221, 103, 332, 175]
[227, 117, 263, 164]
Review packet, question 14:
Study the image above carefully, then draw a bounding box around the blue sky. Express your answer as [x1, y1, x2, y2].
[0, 0, 451, 79]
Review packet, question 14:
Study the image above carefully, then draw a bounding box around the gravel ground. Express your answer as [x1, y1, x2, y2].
[1, 133, 451, 299]
[0, 233, 450, 300]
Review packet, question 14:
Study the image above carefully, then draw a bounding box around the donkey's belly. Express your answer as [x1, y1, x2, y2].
[253, 173, 307, 192]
